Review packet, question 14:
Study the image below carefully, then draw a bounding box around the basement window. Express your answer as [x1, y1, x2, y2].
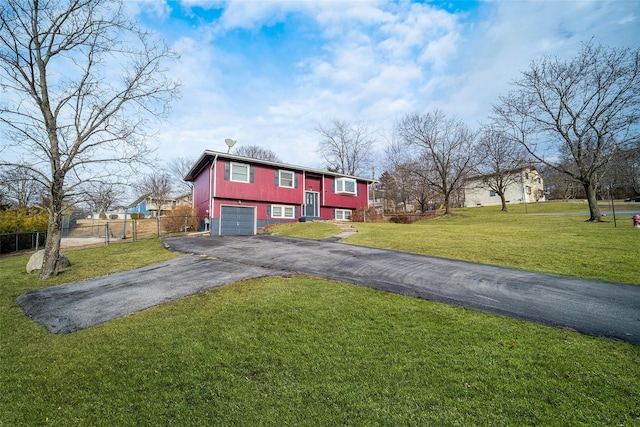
[335, 209, 352, 221]
[271, 205, 295, 219]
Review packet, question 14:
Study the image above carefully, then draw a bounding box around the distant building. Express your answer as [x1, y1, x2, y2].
[127, 193, 192, 218]
[464, 167, 545, 207]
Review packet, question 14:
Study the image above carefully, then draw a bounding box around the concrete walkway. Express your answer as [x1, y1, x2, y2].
[17, 234, 640, 345]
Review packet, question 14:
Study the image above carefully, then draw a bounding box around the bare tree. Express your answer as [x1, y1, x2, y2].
[472, 127, 531, 211]
[0, 0, 180, 278]
[405, 159, 440, 213]
[316, 120, 376, 176]
[604, 147, 640, 197]
[135, 173, 173, 199]
[397, 110, 476, 215]
[0, 167, 45, 208]
[493, 41, 640, 222]
[383, 141, 414, 211]
[167, 157, 196, 195]
[83, 182, 120, 214]
[233, 145, 281, 162]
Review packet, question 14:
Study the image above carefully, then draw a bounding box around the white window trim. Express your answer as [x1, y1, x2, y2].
[230, 162, 250, 183]
[335, 209, 352, 221]
[279, 170, 295, 188]
[335, 177, 357, 195]
[271, 204, 296, 219]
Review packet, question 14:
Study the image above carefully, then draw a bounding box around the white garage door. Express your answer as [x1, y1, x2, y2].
[220, 206, 256, 235]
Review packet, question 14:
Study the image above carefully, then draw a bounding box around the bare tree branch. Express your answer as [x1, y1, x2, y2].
[397, 110, 477, 215]
[471, 126, 532, 211]
[0, 0, 180, 278]
[493, 41, 640, 221]
[233, 145, 281, 162]
[316, 119, 377, 176]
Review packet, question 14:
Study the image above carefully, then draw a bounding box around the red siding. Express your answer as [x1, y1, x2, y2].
[213, 198, 300, 222]
[191, 156, 371, 222]
[215, 160, 302, 204]
[192, 166, 211, 220]
[321, 176, 369, 209]
[302, 174, 322, 193]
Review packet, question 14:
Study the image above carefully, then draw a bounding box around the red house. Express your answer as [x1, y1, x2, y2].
[184, 150, 377, 235]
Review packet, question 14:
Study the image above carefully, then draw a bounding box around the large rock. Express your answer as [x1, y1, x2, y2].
[26, 250, 71, 274]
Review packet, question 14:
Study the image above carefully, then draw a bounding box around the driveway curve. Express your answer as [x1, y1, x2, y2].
[16, 234, 640, 345]
[163, 235, 640, 346]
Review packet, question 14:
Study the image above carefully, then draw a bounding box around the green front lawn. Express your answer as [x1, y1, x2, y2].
[337, 202, 639, 284]
[1, 208, 639, 425]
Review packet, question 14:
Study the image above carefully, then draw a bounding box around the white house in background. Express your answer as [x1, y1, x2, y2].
[464, 167, 545, 207]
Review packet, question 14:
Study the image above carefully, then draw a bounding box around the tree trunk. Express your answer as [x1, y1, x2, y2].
[39, 179, 64, 280]
[500, 193, 508, 211]
[584, 182, 602, 222]
[443, 194, 452, 215]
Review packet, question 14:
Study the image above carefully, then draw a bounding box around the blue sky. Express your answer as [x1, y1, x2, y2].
[129, 0, 640, 171]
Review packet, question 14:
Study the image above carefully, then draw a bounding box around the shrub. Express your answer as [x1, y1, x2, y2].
[388, 213, 419, 224]
[0, 208, 49, 233]
[109, 214, 118, 220]
[162, 205, 200, 233]
[99, 211, 107, 220]
[350, 206, 384, 223]
[130, 212, 145, 220]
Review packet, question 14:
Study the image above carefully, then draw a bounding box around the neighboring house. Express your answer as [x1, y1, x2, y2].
[464, 167, 545, 207]
[128, 193, 192, 218]
[88, 206, 127, 220]
[184, 150, 377, 235]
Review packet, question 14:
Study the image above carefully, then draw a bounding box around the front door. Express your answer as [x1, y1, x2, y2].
[305, 191, 319, 217]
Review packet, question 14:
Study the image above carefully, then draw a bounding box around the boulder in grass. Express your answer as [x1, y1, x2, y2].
[26, 250, 71, 274]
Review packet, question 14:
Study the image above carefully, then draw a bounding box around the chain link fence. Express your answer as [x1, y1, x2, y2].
[0, 215, 203, 255]
[0, 231, 47, 254]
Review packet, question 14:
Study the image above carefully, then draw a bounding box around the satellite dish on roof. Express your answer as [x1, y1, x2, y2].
[224, 138, 236, 153]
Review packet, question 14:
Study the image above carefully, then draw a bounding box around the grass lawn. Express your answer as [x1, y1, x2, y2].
[1, 210, 639, 425]
[329, 201, 639, 285]
[266, 220, 341, 239]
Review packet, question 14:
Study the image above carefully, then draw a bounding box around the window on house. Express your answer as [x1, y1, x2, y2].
[230, 162, 249, 183]
[335, 209, 352, 220]
[524, 172, 529, 179]
[335, 178, 356, 195]
[526, 186, 532, 195]
[489, 190, 496, 197]
[279, 170, 294, 188]
[270, 205, 295, 219]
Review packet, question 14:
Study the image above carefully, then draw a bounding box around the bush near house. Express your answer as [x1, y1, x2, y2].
[161, 205, 199, 233]
[350, 206, 384, 222]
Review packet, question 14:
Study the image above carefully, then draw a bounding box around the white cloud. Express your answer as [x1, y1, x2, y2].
[145, 0, 640, 169]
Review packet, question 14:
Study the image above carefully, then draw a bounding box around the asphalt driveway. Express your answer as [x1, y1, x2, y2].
[17, 234, 640, 345]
